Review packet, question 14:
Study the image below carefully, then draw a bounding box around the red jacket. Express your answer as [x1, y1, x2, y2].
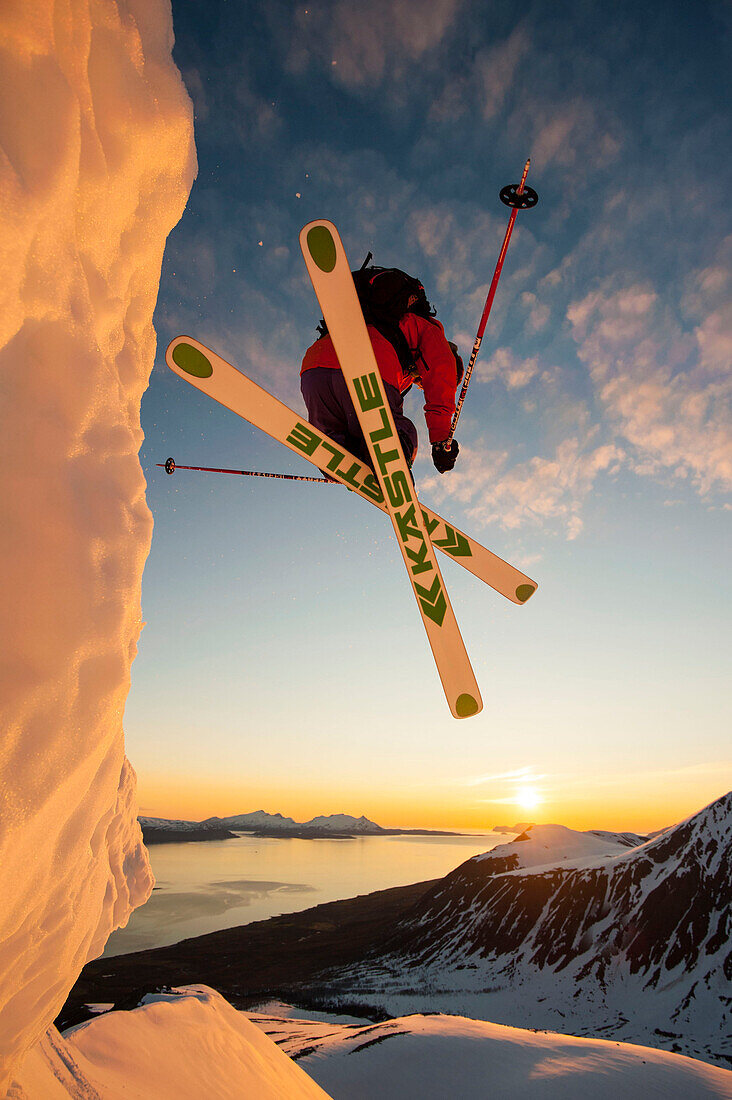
[301, 314, 457, 443]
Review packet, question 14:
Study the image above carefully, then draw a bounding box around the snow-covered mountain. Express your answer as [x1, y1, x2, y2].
[472, 823, 648, 872]
[194, 810, 384, 833]
[302, 814, 384, 834]
[203, 810, 300, 831]
[139, 816, 222, 832]
[138, 816, 238, 843]
[321, 793, 732, 1066]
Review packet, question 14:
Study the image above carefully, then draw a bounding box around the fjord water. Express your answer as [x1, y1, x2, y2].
[105, 832, 505, 956]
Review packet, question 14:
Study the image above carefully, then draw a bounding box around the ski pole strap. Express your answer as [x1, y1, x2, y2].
[157, 458, 333, 483]
[444, 158, 537, 450]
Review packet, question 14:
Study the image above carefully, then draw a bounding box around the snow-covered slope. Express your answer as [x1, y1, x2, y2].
[9, 988, 330, 1099]
[0, 0, 195, 1088]
[321, 793, 732, 1066]
[585, 828, 650, 848]
[250, 1009, 732, 1099]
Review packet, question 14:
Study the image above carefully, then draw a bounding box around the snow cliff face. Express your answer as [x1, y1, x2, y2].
[328, 793, 732, 1066]
[0, 0, 195, 1088]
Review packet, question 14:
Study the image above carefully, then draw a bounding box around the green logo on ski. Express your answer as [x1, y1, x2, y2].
[307, 226, 337, 272]
[414, 576, 447, 626]
[433, 525, 472, 558]
[456, 693, 480, 718]
[172, 342, 213, 378]
[286, 421, 384, 503]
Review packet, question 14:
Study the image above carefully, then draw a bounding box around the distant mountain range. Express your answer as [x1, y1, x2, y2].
[317, 792, 732, 1067]
[202, 811, 385, 835]
[138, 811, 461, 843]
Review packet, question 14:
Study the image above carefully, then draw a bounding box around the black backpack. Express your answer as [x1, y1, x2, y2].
[317, 253, 435, 372]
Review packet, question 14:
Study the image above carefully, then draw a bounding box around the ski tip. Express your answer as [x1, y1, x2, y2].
[167, 338, 213, 379]
[300, 221, 339, 273]
[515, 583, 537, 604]
[455, 693, 481, 719]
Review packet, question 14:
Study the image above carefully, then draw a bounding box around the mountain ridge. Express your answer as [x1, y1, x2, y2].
[140, 811, 385, 835]
[317, 791, 732, 1066]
[138, 811, 464, 839]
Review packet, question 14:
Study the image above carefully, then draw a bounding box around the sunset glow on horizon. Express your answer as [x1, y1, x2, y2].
[136, 765, 730, 836]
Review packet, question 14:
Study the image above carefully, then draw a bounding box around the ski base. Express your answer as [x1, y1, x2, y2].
[300, 219, 481, 718]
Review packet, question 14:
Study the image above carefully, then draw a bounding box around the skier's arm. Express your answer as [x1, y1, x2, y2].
[400, 314, 459, 443]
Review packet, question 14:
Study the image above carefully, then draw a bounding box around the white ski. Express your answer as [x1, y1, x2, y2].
[299, 220, 482, 719]
[165, 336, 538, 606]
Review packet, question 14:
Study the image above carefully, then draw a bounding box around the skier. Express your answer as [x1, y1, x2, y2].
[300, 264, 463, 475]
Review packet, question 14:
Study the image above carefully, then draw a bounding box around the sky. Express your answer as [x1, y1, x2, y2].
[127, 0, 731, 831]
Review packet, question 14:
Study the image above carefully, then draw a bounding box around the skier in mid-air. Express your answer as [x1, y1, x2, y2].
[300, 263, 463, 476]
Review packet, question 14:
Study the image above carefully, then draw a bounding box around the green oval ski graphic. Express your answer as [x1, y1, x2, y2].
[515, 584, 536, 603]
[172, 342, 213, 378]
[307, 225, 337, 272]
[456, 694, 480, 718]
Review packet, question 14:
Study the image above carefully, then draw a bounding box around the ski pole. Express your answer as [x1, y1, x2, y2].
[444, 158, 538, 448]
[157, 457, 334, 483]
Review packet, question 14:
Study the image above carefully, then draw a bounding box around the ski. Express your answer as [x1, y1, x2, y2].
[299, 220, 481, 719]
[165, 336, 537, 606]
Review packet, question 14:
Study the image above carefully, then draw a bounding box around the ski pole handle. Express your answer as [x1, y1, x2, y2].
[444, 158, 537, 450]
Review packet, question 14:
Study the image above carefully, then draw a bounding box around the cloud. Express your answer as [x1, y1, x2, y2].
[463, 765, 541, 786]
[405, 198, 545, 337]
[407, 204, 502, 303]
[477, 26, 531, 119]
[461, 765, 548, 808]
[421, 432, 623, 539]
[568, 270, 732, 496]
[521, 291, 551, 333]
[287, 0, 462, 91]
[468, 762, 732, 810]
[476, 347, 540, 389]
[525, 98, 622, 172]
[684, 234, 732, 377]
[549, 761, 732, 794]
[429, 25, 531, 123]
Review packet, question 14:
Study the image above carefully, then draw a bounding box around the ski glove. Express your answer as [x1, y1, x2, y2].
[432, 439, 459, 473]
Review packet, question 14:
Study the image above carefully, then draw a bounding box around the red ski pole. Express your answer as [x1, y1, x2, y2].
[445, 158, 538, 448]
[157, 457, 333, 483]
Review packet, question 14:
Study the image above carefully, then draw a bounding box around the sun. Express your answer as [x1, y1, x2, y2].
[516, 785, 542, 811]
